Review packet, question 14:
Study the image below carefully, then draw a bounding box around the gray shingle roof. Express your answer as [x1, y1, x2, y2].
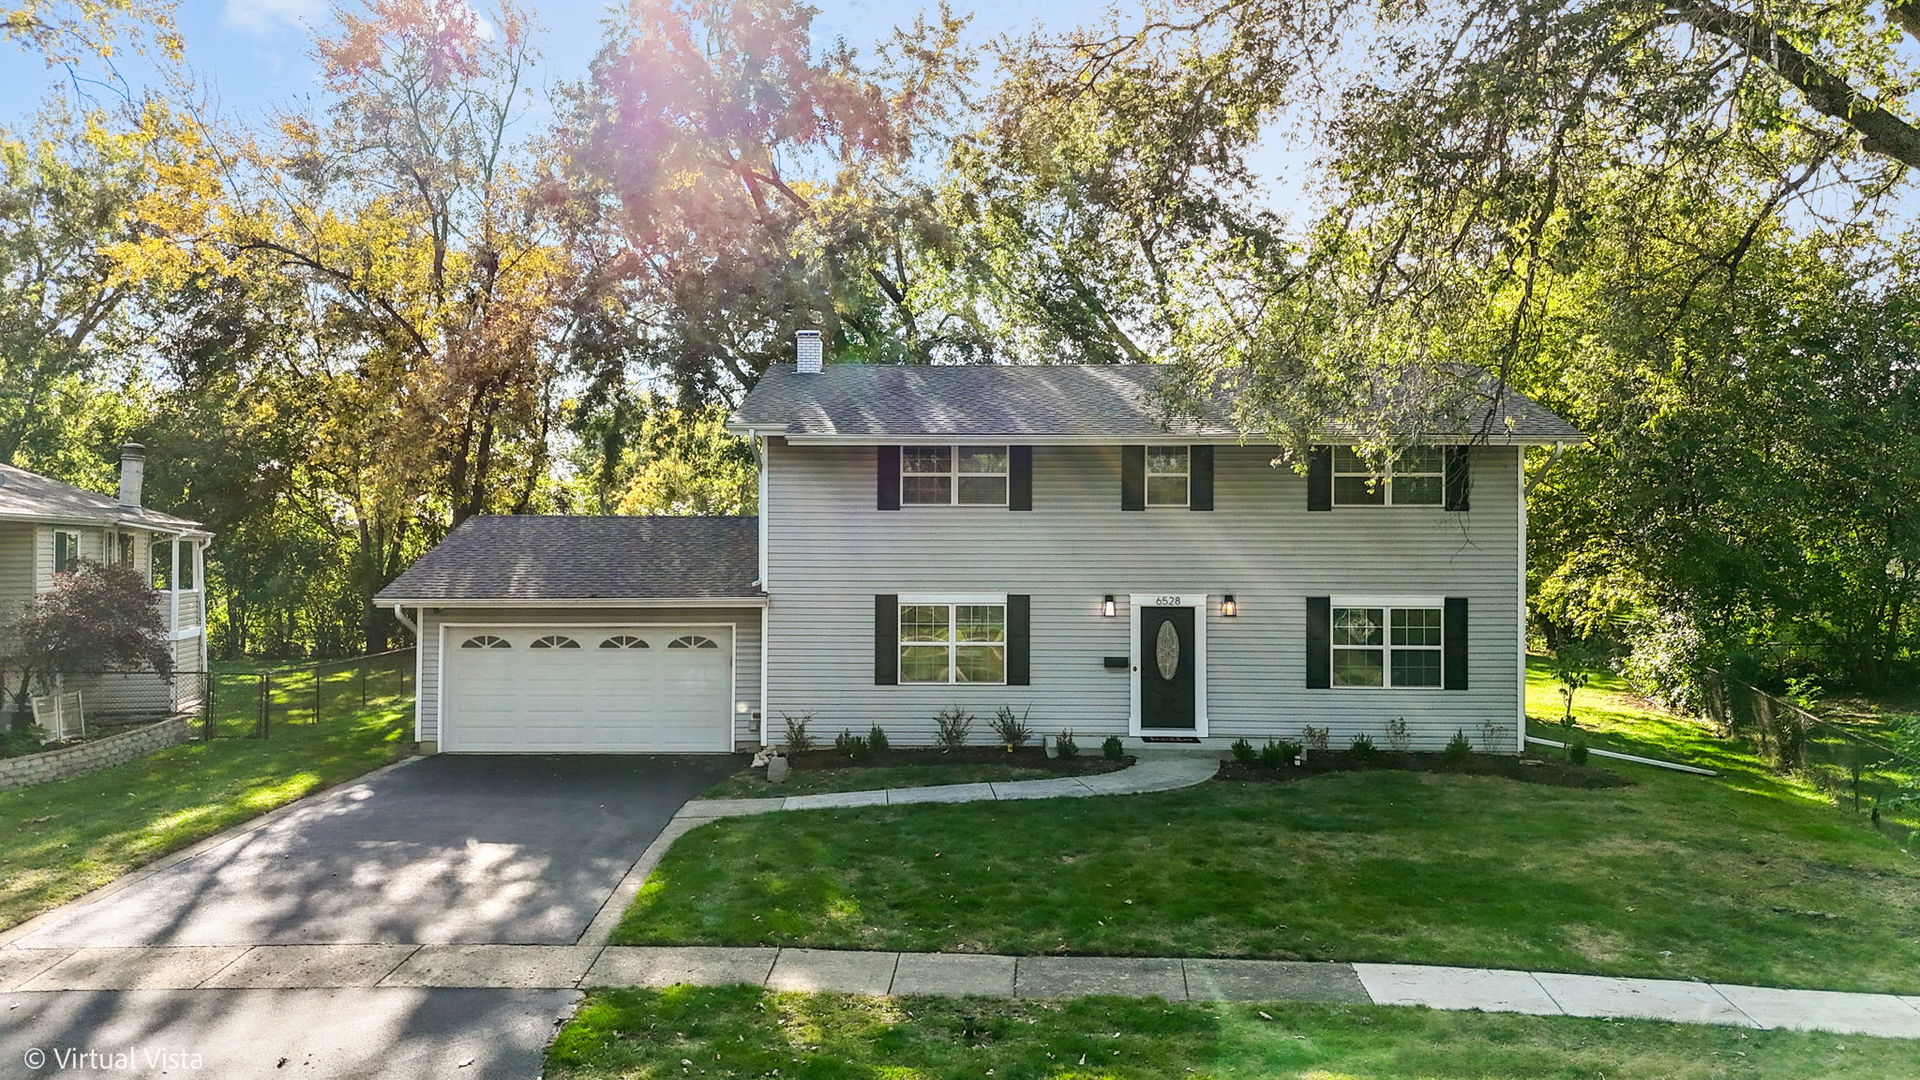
[376, 515, 763, 602]
[0, 462, 204, 530]
[730, 363, 1583, 442]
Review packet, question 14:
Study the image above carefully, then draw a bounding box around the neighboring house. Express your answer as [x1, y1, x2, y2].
[377, 336, 1583, 754]
[0, 445, 213, 718]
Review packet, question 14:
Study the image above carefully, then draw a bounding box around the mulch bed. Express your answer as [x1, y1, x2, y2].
[1217, 750, 1633, 789]
[784, 746, 1135, 777]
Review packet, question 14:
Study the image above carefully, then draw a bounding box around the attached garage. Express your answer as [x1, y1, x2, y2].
[376, 516, 765, 754]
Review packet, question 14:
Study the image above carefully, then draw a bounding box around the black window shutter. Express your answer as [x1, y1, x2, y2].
[1444, 597, 1469, 690]
[876, 447, 901, 511]
[1121, 446, 1145, 511]
[1305, 596, 1331, 688]
[1189, 445, 1214, 511]
[1009, 446, 1033, 511]
[1444, 446, 1471, 512]
[1306, 446, 1332, 511]
[1007, 594, 1031, 685]
[874, 594, 898, 685]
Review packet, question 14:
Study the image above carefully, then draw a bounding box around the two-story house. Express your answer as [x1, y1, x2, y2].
[1, 445, 214, 719]
[378, 336, 1582, 755]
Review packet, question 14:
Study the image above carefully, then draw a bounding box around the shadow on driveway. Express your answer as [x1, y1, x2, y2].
[14, 754, 743, 948]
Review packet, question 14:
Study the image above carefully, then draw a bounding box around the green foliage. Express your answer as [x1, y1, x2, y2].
[1568, 738, 1590, 766]
[1349, 733, 1377, 760]
[933, 706, 973, 751]
[866, 726, 889, 755]
[1550, 645, 1596, 728]
[781, 713, 814, 755]
[1444, 730, 1474, 763]
[989, 705, 1032, 750]
[0, 560, 171, 728]
[1300, 725, 1329, 752]
[833, 730, 872, 761]
[1258, 739, 1299, 769]
[1101, 735, 1125, 760]
[1385, 718, 1410, 753]
[1229, 737, 1256, 765]
[1053, 730, 1077, 759]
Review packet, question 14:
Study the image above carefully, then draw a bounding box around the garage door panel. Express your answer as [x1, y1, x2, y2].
[444, 624, 733, 753]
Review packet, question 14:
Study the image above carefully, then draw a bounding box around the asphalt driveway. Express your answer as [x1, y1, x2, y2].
[10, 754, 741, 948]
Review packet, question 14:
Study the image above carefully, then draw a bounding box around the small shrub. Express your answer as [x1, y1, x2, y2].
[1101, 735, 1125, 760]
[834, 730, 872, 760]
[1300, 725, 1330, 753]
[1349, 733, 1378, 760]
[1478, 718, 1505, 753]
[1055, 730, 1079, 759]
[990, 705, 1033, 750]
[1444, 729, 1473, 763]
[1567, 737, 1590, 765]
[1259, 739, 1301, 768]
[782, 713, 816, 754]
[867, 726, 890, 754]
[1229, 737, 1256, 765]
[1551, 643, 1595, 728]
[1385, 717, 1411, 753]
[934, 705, 974, 751]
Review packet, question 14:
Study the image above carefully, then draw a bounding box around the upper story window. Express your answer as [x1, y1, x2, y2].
[1331, 605, 1443, 688]
[902, 446, 1009, 506]
[114, 534, 136, 567]
[1333, 447, 1444, 507]
[899, 600, 1006, 684]
[1146, 446, 1190, 507]
[150, 542, 196, 590]
[53, 531, 80, 574]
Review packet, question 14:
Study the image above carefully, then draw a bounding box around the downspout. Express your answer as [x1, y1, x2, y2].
[392, 605, 419, 635]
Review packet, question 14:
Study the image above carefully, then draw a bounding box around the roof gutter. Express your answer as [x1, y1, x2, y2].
[774, 433, 1587, 447]
[372, 596, 771, 610]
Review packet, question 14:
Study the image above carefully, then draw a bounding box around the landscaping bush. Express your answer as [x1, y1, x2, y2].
[1259, 739, 1301, 768]
[934, 706, 974, 750]
[834, 730, 872, 760]
[1301, 725, 1330, 753]
[1054, 730, 1078, 759]
[1350, 733, 1377, 760]
[1385, 717, 1411, 753]
[1568, 737, 1590, 765]
[782, 713, 816, 754]
[1444, 729, 1473, 763]
[989, 705, 1033, 751]
[1229, 737, 1256, 765]
[867, 726, 890, 754]
[1101, 735, 1125, 760]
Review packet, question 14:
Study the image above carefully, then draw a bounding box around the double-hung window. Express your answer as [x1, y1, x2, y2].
[53, 531, 80, 574]
[901, 446, 1009, 506]
[898, 599, 1007, 684]
[1331, 604, 1444, 688]
[1332, 447, 1444, 506]
[1145, 446, 1189, 507]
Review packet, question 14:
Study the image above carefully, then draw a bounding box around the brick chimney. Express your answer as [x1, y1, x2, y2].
[117, 443, 145, 507]
[795, 329, 823, 374]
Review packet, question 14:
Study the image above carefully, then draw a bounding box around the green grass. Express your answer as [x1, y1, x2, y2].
[699, 762, 1086, 799]
[0, 659, 411, 932]
[546, 986, 1920, 1079]
[613, 661, 1920, 993]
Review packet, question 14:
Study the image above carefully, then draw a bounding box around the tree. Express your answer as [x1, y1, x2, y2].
[2, 560, 171, 732]
[3, 0, 180, 65]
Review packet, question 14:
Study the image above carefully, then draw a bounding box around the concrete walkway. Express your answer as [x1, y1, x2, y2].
[6, 944, 1917, 1038]
[679, 756, 1222, 817]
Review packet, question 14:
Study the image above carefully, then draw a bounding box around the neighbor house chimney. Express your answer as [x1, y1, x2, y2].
[795, 329, 823, 374]
[117, 443, 145, 508]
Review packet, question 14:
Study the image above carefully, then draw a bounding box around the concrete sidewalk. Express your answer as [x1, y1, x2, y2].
[7, 944, 1917, 1039]
[678, 756, 1221, 817]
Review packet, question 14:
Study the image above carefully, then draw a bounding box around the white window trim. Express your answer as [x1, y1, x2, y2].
[1330, 602, 1446, 690]
[1332, 449, 1446, 507]
[1127, 593, 1209, 737]
[901, 444, 1010, 507]
[52, 530, 80, 573]
[1144, 445, 1190, 508]
[897, 598, 1009, 686]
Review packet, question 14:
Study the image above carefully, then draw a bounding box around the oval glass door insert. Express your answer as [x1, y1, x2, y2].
[1155, 620, 1180, 680]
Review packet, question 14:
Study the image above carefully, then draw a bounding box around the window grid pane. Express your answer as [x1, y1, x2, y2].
[1146, 447, 1188, 475]
[901, 475, 952, 505]
[1332, 648, 1384, 687]
[899, 645, 950, 683]
[1392, 476, 1443, 506]
[1333, 476, 1384, 505]
[902, 447, 951, 474]
[1146, 475, 1189, 506]
[1391, 649, 1443, 688]
[955, 605, 1005, 643]
[900, 605, 950, 643]
[1390, 608, 1442, 647]
[957, 447, 1009, 474]
[1332, 608, 1383, 646]
[957, 475, 1008, 505]
[954, 644, 1006, 684]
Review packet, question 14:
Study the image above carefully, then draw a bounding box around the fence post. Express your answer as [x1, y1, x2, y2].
[313, 665, 322, 725]
[204, 671, 215, 742]
[360, 660, 368, 708]
[260, 672, 271, 739]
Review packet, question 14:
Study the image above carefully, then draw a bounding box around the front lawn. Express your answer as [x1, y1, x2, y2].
[547, 986, 1919, 1080]
[614, 663, 1920, 993]
[0, 659, 410, 932]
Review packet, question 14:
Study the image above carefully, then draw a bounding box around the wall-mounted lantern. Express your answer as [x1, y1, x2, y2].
[1102, 595, 1117, 618]
[1221, 594, 1238, 617]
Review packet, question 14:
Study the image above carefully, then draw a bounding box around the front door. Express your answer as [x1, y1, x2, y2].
[1138, 604, 1197, 730]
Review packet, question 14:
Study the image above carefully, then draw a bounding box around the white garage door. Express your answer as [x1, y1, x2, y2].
[442, 625, 733, 752]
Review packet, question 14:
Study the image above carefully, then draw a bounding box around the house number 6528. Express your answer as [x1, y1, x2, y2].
[1153, 595, 1184, 606]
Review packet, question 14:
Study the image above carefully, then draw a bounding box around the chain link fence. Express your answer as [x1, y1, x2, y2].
[1700, 667, 1920, 850]
[202, 649, 415, 740]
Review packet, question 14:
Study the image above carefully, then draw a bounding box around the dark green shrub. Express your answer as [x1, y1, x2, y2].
[867, 726, 890, 754]
[990, 705, 1033, 750]
[1055, 730, 1079, 758]
[1101, 735, 1125, 760]
[1259, 739, 1300, 768]
[1229, 737, 1256, 765]
[1568, 737, 1590, 765]
[834, 730, 871, 760]
[1444, 729, 1473, 763]
[934, 706, 974, 750]
[1350, 733, 1378, 760]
